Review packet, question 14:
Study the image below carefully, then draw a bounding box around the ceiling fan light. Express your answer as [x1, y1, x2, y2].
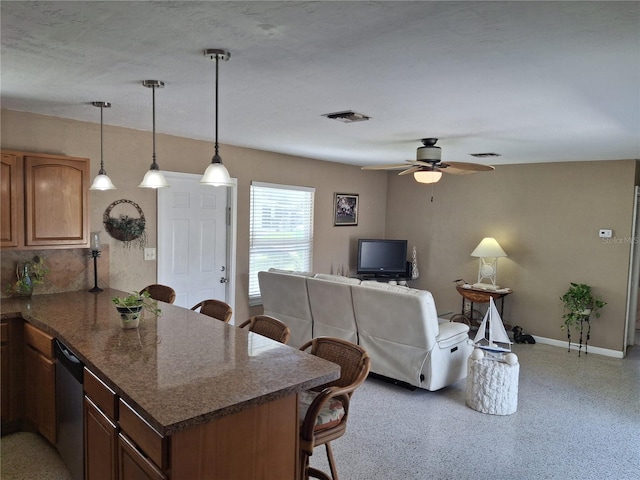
[413, 170, 442, 184]
[201, 161, 233, 186]
[90, 172, 116, 190]
[138, 168, 169, 188]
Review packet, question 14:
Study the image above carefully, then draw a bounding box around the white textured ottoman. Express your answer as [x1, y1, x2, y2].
[466, 350, 519, 415]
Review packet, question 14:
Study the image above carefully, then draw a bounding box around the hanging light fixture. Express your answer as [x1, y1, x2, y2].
[139, 80, 169, 189]
[201, 48, 234, 187]
[90, 101, 116, 190]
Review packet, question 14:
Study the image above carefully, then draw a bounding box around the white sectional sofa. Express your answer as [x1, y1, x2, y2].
[258, 269, 473, 391]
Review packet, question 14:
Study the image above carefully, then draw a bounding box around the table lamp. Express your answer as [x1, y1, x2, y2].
[470, 237, 507, 290]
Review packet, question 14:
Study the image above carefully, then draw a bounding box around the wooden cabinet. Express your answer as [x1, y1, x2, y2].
[118, 433, 167, 480]
[23, 322, 56, 444]
[0, 150, 89, 249]
[84, 368, 118, 480]
[1, 318, 24, 432]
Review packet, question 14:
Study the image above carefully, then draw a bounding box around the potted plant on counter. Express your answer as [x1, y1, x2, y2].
[560, 282, 606, 356]
[112, 291, 161, 329]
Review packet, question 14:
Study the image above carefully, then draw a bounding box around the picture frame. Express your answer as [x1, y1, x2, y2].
[334, 193, 359, 226]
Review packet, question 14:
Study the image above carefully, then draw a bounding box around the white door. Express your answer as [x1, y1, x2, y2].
[157, 172, 232, 311]
[624, 186, 640, 352]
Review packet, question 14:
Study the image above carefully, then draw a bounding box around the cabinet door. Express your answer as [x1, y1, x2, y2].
[0, 319, 23, 431]
[0, 153, 23, 247]
[37, 353, 56, 444]
[118, 433, 167, 480]
[24, 345, 39, 426]
[24, 154, 89, 246]
[85, 397, 118, 480]
[24, 344, 56, 444]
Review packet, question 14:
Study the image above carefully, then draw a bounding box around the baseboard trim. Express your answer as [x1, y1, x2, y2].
[532, 335, 624, 358]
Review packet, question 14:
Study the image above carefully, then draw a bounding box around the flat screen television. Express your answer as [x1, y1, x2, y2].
[357, 239, 408, 277]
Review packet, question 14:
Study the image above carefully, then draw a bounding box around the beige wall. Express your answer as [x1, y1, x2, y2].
[2, 109, 637, 351]
[1, 109, 387, 322]
[385, 159, 638, 352]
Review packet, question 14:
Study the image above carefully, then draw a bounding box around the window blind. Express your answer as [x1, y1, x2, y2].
[249, 181, 314, 305]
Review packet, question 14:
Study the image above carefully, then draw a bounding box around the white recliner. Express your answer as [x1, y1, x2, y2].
[351, 282, 472, 390]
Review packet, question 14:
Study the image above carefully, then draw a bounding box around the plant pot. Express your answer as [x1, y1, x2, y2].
[116, 305, 143, 329]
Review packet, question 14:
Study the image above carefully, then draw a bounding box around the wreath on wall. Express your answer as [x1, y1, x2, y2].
[103, 199, 147, 249]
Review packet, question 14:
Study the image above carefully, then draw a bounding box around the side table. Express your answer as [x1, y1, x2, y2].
[466, 352, 519, 415]
[453, 285, 512, 328]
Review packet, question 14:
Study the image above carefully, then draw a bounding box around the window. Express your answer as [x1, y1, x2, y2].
[249, 181, 315, 305]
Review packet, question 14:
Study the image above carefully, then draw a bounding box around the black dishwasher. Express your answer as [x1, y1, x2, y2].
[55, 339, 84, 480]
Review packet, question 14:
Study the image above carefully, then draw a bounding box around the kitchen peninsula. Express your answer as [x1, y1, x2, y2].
[1, 289, 340, 479]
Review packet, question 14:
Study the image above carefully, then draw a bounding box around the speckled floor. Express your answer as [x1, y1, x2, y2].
[2, 342, 638, 480]
[310, 341, 640, 480]
[1, 431, 72, 479]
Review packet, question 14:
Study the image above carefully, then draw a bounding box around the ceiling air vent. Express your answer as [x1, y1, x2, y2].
[322, 110, 371, 123]
[469, 152, 502, 158]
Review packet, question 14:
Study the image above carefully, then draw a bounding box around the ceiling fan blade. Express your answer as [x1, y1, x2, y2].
[441, 162, 495, 175]
[361, 163, 412, 171]
[398, 166, 422, 176]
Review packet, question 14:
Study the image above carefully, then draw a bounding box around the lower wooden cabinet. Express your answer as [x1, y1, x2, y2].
[1, 318, 24, 432]
[23, 322, 56, 444]
[84, 397, 118, 480]
[84, 368, 118, 480]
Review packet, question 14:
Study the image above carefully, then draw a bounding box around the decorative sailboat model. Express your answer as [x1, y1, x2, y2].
[473, 297, 512, 360]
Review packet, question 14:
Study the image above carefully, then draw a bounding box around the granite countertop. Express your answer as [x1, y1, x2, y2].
[1, 289, 339, 436]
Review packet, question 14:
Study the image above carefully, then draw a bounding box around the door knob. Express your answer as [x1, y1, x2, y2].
[219, 277, 228, 284]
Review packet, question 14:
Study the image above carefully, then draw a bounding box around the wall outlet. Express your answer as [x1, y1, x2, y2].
[144, 248, 156, 261]
[598, 229, 612, 239]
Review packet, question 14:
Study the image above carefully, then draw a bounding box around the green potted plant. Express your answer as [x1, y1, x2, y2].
[560, 282, 606, 356]
[6, 256, 49, 297]
[112, 291, 161, 329]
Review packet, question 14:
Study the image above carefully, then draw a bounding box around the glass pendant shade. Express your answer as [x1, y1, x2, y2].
[413, 170, 443, 184]
[90, 101, 116, 190]
[201, 160, 233, 186]
[90, 172, 116, 190]
[138, 166, 169, 188]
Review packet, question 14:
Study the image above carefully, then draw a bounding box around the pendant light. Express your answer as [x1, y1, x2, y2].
[139, 80, 169, 189]
[201, 48, 233, 187]
[90, 101, 116, 190]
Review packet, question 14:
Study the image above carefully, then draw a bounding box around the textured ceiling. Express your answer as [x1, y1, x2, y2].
[1, 1, 639, 167]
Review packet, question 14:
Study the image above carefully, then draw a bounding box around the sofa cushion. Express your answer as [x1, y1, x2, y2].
[268, 267, 314, 277]
[307, 276, 359, 343]
[314, 273, 361, 285]
[298, 390, 345, 431]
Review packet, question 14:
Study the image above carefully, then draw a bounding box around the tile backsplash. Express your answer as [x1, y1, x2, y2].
[1, 246, 110, 298]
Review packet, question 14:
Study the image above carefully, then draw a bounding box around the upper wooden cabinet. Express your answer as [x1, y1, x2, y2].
[1, 150, 90, 249]
[1, 153, 23, 247]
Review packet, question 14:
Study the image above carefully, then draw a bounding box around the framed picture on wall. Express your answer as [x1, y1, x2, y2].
[334, 193, 359, 226]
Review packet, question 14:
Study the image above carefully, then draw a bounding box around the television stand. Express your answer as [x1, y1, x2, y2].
[352, 274, 415, 283]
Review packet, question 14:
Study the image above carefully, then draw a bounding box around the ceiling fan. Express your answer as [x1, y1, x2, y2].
[362, 138, 495, 184]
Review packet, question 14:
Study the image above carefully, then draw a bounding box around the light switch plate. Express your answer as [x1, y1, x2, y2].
[144, 248, 156, 261]
[598, 229, 612, 238]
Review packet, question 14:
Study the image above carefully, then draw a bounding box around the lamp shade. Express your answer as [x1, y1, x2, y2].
[470, 237, 507, 257]
[201, 161, 233, 186]
[138, 168, 169, 188]
[413, 170, 443, 184]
